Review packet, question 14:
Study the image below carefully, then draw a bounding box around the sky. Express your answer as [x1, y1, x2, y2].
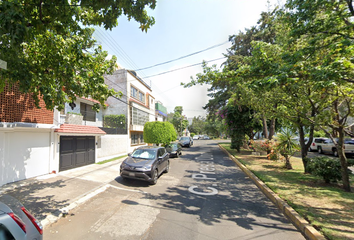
[93, 0, 281, 118]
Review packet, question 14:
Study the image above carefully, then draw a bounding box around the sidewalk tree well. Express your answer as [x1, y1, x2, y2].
[0, 0, 156, 111]
[143, 121, 177, 146]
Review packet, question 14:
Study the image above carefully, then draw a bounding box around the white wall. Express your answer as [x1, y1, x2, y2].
[96, 135, 129, 160]
[0, 130, 51, 186]
[64, 98, 103, 127]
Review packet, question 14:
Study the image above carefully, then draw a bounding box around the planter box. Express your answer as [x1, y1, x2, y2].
[65, 114, 83, 125]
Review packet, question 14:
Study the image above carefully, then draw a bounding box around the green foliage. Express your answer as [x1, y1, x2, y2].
[307, 157, 347, 184]
[188, 116, 206, 135]
[67, 112, 82, 116]
[313, 130, 326, 138]
[143, 121, 176, 145]
[103, 114, 126, 129]
[190, 133, 195, 137]
[0, 0, 156, 110]
[275, 128, 300, 169]
[169, 106, 189, 136]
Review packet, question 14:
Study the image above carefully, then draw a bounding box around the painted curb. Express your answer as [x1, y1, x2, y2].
[218, 144, 326, 240]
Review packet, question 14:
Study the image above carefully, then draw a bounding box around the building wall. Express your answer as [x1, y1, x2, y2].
[96, 135, 129, 159]
[0, 129, 52, 186]
[0, 83, 54, 124]
[63, 98, 103, 127]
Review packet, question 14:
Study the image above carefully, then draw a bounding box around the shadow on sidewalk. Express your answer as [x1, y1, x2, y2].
[3, 179, 68, 221]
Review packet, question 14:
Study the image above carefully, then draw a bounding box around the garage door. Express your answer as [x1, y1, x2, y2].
[59, 136, 95, 171]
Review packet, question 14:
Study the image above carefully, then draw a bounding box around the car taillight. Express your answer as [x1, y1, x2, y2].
[21, 207, 43, 235]
[312, 143, 315, 146]
[8, 212, 26, 233]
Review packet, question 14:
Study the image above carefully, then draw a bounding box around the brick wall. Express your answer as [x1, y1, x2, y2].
[0, 83, 53, 124]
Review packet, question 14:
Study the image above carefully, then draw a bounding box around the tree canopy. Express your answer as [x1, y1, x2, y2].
[183, 1, 354, 192]
[0, 0, 156, 111]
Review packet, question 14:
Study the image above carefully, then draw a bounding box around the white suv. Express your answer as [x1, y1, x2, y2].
[308, 137, 328, 152]
[317, 138, 354, 156]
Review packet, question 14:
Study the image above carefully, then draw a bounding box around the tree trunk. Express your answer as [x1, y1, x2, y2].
[285, 156, 293, 169]
[338, 128, 351, 192]
[262, 114, 268, 139]
[298, 124, 314, 174]
[268, 118, 276, 140]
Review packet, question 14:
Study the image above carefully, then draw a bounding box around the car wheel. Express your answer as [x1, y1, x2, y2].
[308, 147, 312, 152]
[164, 161, 170, 173]
[150, 169, 158, 185]
[333, 149, 338, 157]
[318, 147, 323, 154]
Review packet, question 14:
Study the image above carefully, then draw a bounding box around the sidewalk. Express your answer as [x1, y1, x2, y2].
[0, 158, 126, 228]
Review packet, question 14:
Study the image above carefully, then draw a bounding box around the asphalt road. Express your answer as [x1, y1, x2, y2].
[45, 140, 305, 240]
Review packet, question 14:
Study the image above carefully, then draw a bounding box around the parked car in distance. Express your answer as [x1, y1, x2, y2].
[192, 135, 199, 140]
[165, 143, 182, 158]
[179, 136, 193, 147]
[317, 138, 354, 156]
[120, 146, 169, 185]
[203, 135, 210, 140]
[0, 195, 43, 240]
[308, 137, 328, 152]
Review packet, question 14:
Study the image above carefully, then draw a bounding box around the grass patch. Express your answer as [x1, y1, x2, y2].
[220, 143, 354, 240]
[96, 155, 127, 165]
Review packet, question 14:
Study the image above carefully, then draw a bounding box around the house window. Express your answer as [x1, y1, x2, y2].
[131, 86, 138, 98]
[131, 133, 139, 145]
[131, 85, 145, 104]
[139, 92, 145, 103]
[140, 134, 144, 143]
[80, 103, 96, 122]
[130, 107, 149, 126]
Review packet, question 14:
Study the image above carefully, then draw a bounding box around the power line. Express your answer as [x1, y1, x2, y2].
[134, 41, 229, 71]
[143, 57, 227, 79]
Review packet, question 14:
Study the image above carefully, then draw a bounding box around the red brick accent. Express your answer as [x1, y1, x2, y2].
[55, 124, 106, 134]
[0, 83, 54, 124]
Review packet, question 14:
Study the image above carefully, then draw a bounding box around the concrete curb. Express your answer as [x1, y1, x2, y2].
[40, 184, 110, 228]
[218, 144, 326, 240]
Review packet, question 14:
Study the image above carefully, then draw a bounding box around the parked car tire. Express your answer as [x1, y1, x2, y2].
[333, 149, 338, 157]
[164, 161, 170, 173]
[150, 169, 158, 185]
[308, 147, 313, 152]
[318, 147, 323, 154]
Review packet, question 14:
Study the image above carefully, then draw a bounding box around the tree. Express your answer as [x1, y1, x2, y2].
[143, 121, 176, 146]
[170, 106, 189, 136]
[188, 116, 206, 135]
[275, 128, 300, 169]
[0, 0, 156, 111]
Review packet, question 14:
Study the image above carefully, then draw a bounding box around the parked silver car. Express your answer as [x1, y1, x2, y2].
[0, 195, 43, 240]
[317, 138, 354, 156]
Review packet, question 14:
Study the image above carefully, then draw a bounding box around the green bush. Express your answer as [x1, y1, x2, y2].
[144, 121, 176, 145]
[307, 156, 344, 183]
[104, 114, 126, 129]
[190, 133, 195, 137]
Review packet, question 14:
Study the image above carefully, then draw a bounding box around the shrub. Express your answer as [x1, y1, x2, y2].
[190, 133, 195, 137]
[144, 121, 176, 145]
[307, 157, 344, 183]
[250, 139, 276, 153]
[104, 114, 126, 129]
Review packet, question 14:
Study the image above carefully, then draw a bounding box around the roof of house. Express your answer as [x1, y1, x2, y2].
[55, 124, 106, 135]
